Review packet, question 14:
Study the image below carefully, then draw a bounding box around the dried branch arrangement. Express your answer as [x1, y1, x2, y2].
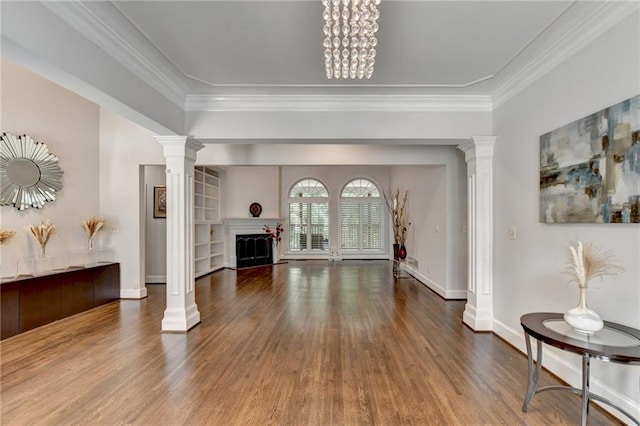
[25, 220, 56, 248]
[82, 216, 105, 240]
[565, 241, 624, 288]
[0, 229, 16, 244]
[384, 189, 411, 244]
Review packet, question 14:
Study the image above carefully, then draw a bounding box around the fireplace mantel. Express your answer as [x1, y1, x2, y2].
[225, 218, 283, 268]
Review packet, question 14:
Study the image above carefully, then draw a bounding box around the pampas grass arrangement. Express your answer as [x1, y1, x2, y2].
[0, 229, 16, 244]
[82, 216, 105, 250]
[565, 241, 624, 289]
[25, 220, 56, 257]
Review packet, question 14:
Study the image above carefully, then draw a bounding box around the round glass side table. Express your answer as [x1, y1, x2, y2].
[520, 312, 640, 426]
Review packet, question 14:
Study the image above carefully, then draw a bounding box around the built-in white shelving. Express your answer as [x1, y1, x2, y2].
[194, 166, 225, 278]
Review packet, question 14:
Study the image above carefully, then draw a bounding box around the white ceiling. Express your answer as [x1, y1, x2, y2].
[3, 0, 632, 125]
[107, 0, 584, 96]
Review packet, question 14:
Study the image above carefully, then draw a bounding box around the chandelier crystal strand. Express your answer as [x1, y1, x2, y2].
[323, 0, 380, 80]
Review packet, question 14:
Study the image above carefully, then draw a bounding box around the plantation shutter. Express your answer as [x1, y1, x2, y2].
[310, 203, 329, 250]
[362, 202, 382, 250]
[341, 203, 360, 249]
[289, 202, 308, 251]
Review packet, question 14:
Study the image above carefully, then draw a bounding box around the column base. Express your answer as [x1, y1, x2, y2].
[161, 304, 201, 332]
[462, 303, 493, 331]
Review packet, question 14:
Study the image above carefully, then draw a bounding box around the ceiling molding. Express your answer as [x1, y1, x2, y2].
[37, 0, 636, 115]
[185, 94, 492, 112]
[492, 1, 639, 109]
[41, 1, 188, 107]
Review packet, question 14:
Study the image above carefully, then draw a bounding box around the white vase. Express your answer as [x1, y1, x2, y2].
[564, 285, 603, 334]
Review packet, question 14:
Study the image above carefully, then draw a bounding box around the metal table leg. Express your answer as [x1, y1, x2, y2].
[581, 355, 590, 426]
[522, 332, 543, 411]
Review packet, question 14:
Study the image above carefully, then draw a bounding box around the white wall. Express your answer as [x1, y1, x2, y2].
[223, 166, 280, 219]
[0, 59, 100, 267]
[99, 108, 163, 298]
[144, 165, 166, 283]
[390, 166, 446, 289]
[187, 111, 492, 141]
[390, 161, 468, 299]
[492, 11, 640, 421]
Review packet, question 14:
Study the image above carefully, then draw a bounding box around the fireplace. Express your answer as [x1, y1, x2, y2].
[225, 218, 282, 268]
[236, 234, 273, 268]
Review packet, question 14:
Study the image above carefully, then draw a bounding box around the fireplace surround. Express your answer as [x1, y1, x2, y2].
[225, 218, 283, 268]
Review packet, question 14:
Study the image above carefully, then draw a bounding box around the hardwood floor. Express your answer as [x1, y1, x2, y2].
[0, 260, 619, 425]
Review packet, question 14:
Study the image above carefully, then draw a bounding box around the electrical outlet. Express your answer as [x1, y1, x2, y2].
[434, 225, 440, 233]
[426, 266, 431, 274]
[111, 225, 119, 234]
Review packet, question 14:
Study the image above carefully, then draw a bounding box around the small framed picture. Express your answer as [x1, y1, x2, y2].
[154, 186, 167, 218]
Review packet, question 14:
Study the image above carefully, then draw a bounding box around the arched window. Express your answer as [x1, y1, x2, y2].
[288, 179, 329, 253]
[340, 179, 383, 252]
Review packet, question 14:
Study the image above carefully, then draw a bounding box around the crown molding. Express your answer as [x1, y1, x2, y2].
[185, 94, 492, 112]
[41, 1, 188, 107]
[38, 0, 637, 115]
[492, 1, 639, 109]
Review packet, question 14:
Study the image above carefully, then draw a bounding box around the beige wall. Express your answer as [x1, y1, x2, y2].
[0, 59, 100, 268]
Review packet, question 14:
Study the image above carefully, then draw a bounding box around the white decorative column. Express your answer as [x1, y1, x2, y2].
[458, 136, 496, 331]
[155, 136, 204, 332]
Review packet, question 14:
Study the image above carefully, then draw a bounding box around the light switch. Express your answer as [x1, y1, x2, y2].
[508, 226, 517, 240]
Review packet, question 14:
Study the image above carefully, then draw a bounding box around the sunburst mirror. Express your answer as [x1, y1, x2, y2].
[0, 132, 63, 211]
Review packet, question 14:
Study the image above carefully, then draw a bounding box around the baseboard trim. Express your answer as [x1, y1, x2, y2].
[120, 287, 148, 299]
[404, 265, 467, 300]
[145, 275, 166, 284]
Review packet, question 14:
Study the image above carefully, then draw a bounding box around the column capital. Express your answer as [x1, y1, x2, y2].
[154, 136, 204, 161]
[457, 136, 496, 161]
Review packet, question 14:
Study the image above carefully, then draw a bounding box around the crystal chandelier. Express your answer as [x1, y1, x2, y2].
[322, 0, 381, 80]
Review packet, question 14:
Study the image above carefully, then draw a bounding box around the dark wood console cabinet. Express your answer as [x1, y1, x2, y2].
[1, 262, 120, 340]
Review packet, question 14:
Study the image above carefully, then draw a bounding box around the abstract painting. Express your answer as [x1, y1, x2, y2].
[540, 95, 640, 223]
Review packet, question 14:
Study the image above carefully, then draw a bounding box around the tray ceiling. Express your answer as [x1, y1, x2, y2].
[112, 0, 573, 92]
